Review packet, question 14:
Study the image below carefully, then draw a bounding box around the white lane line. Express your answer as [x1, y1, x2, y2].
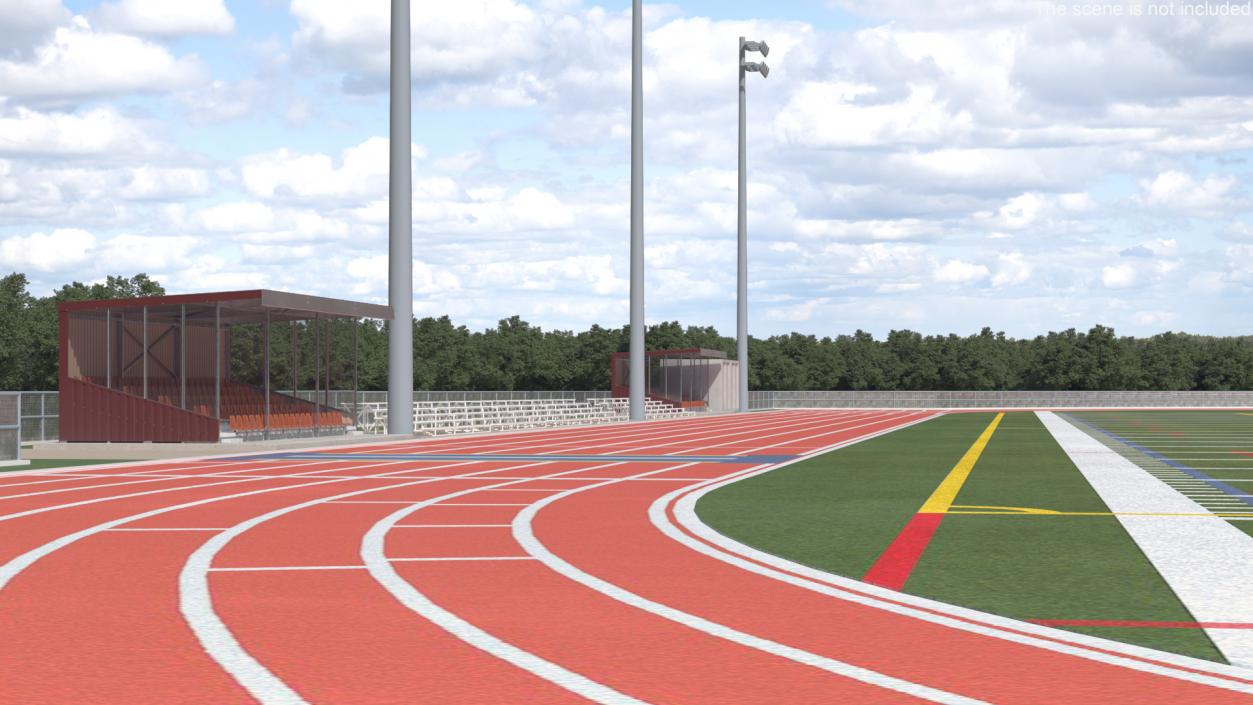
[389, 556, 535, 562]
[1041, 412, 1253, 669]
[211, 565, 368, 572]
[179, 458, 565, 705]
[0, 459, 351, 523]
[665, 421, 1253, 693]
[394, 524, 512, 528]
[514, 471, 988, 703]
[361, 461, 654, 705]
[105, 527, 228, 532]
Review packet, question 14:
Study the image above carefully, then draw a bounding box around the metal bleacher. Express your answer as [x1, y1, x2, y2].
[356, 397, 693, 437]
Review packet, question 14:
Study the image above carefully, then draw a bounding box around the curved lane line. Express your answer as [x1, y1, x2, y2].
[360, 462, 654, 705]
[664, 459, 1253, 691]
[512, 466, 988, 705]
[181, 459, 543, 705]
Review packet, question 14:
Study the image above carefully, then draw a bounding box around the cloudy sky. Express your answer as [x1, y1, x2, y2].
[1, 0, 1251, 338]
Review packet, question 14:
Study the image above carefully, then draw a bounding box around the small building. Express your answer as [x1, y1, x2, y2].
[610, 348, 740, 413]
[59, 290, 391, 443]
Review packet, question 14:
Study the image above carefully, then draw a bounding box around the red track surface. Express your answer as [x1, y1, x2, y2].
[1, 409, 1251, 704]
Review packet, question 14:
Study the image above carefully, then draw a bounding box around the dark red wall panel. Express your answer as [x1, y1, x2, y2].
[60, 378, 218, 443]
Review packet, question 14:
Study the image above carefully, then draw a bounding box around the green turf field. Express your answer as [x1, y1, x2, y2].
[697, 411, 1229, 662]
[1067, 410, 1253, 538]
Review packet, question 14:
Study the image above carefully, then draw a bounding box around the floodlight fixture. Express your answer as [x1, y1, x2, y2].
[744, 61, 770, 78]
[736, 36, 770, 414]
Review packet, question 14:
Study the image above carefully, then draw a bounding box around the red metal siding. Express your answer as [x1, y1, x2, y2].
[60, 378, 219, 443]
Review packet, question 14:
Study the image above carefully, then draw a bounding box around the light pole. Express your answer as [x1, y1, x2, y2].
[629, 0, 645, 421]
[388, 0, 413, 435]
[738, 37, 769, 413]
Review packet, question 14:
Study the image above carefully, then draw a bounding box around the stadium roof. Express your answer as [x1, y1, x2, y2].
[58, 289, 392, 324]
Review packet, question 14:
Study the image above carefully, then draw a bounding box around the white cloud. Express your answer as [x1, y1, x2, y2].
[0, 0, 69, 53]
[1101, 263, 1137, 289]
[97, 234, 196, 271]
[0, 107, 159, 157]
[192, 201, 275, 232]
[94, 0, 235, 37]
[1135, 170, 1240, 216]
[934, 258, 990, 285]
[0, 18, 207, 100]
[240, 138, 396, 201]
[991, 252, 1032, 287]
[0, 228, 95, 272]
[290, 0, 542, 84]
[119, 166, 210, 200]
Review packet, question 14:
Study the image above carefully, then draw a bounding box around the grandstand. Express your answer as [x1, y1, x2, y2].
[58, 290, 391, 443]
[611, 348, 739, 412]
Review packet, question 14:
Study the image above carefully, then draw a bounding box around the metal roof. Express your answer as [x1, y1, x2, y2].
[611, 347, 728, 359]
[58, 289, 392, 323]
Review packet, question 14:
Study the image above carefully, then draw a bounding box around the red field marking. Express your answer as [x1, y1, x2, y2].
[1232, 451, 1253, 457]
[529, 471, 1253, 703]
[1033, 619, 1253, 630]
[860, 512, 945, 590]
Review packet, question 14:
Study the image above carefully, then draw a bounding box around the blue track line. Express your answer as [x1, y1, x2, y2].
[1067, 414, 1253, 510]
[229, 452, 799, 465]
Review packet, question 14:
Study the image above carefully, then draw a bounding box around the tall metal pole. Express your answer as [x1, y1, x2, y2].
[737, 37, 749, 413]
[388, 0, 414, 436]
[629, 0, 645, 422]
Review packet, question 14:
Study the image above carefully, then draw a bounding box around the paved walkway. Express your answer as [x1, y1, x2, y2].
[1038, 411, 1253, 668]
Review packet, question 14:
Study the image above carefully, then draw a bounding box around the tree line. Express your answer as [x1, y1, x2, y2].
[2, 272, 1250, 392]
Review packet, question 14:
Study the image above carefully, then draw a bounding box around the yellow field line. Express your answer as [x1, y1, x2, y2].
[917, 412, 1004, 514]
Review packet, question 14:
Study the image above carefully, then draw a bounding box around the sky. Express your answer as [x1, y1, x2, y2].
[1, 0, 1251, 339]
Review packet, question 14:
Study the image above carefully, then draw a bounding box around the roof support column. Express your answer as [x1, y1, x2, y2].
[263, 310, 270, 440]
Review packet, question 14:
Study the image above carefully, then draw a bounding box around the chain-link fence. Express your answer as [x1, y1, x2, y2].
[0, 393, 19, 461]
[11, 389, 1253, 441]
[749, 390, 1253, 409]
[17, 392, 58, 443]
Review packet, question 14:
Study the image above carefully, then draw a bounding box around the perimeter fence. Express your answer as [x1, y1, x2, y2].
[1, 393, 20, 461]
[748, 390, 1253, 409]
[8, 389, 1253, 442]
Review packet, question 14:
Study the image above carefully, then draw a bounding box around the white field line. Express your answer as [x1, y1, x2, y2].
[664, 426, 1253, 692]
[179, 411, 842, 704]
[513, 472, 987, 701]
[1040, 412, 1253, 669]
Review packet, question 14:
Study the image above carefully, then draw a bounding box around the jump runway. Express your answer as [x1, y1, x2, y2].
[1, 409, 1251, 704]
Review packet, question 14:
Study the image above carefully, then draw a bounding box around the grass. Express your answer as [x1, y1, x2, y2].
[697, 411, 1228, 663]
[1, 459, 125, 473]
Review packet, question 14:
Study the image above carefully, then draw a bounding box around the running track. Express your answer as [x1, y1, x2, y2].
[1, 410, 1251, 704]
